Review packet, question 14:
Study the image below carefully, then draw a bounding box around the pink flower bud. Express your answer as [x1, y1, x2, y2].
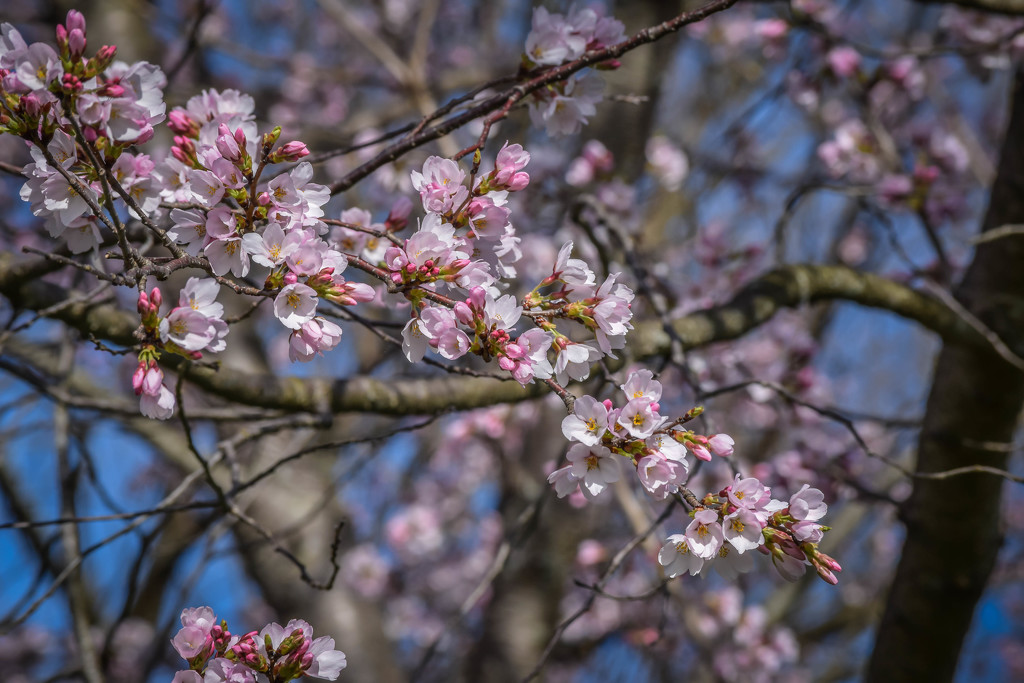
[137, 291, 149, 314]
[168, 111, 196, 136]
[132, 363, 146, 395]
[454, 302, 473, 325]
[141, 365, 163, 396]
[815, 565, 839, 585]
[507, 172, 530, 191]
[283, 271, 298, 285]
[387, 196, 414, 227]
[149, 287, 162, 309]
[498, 356, 516, 371]
[708, 433, 735, 457]
[21, 93, 41, 116]
[66, 10, 87, 34]
[275, 141, 309, 162]
[68, 30, 86, 58]
[689, 443, 712, 461]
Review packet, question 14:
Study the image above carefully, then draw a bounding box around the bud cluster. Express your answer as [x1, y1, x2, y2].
[170, 607, 346, 683]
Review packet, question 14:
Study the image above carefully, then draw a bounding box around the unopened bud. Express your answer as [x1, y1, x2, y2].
[66, 10, 86, 34]
[270, 140, 310, 163]
[68, 29, 86, 59]
[454, 302, 473, 325]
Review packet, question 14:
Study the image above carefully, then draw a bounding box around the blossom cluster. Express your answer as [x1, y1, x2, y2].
[397, 151, 635, 386]
[131, 278, 228, 418]
[549, 370, 733, 500]
[549, 369, 838, 584]
[3, 13, 165, 253]
[170, 607, 346, 683]
[658, 478, 841, 584]
[522, 6, 626, 136]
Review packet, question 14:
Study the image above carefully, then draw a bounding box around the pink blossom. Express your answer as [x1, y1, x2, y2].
[617, 396, 663, 439]
[561, 395, 609, 446]
[566, 443, 620, 498]
[140, 383, 175, 420]
[493, 141, 530, 189]
[401, 318, 428, 362]
[723, 507, 765, 553]
[274, 283, 318, 330]
[637, 452, 686, 499]
[547, 465, 580, 498]
[386, 504, 444, 557]
[159, 308, 216, 351]
[202, 657, 257, 683]
[483, 293, 522, 331]
[285, 241, 325, 277]
[645, 432, 688, 463]
[550, 241, 596, 286]
[342, 544, 390, 598]
[307, 636, 348, 679]
[525, 7, 587, 65]
[620, 369, 662, 403]
[289, 317, 343, 362]
[645, 135, 689, 191]
[528, 72, 604, 136]
[410, 156, 467, 214]
[241, 222, 299, 267]
[711, 543, 755, 581]
[552, 342, 600, 386]
[167, 209, 208, 255]
[171, 606, 216, 660]
[685, 509, 725, 560]
[465, 196, 510, 239]
[659, 534, 704, 577]
[789, 484, 827, 521]
[727, 476, 773, 512]
[827, 45, 861, 77]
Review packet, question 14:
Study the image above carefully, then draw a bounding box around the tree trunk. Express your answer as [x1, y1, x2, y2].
[866, 67, 1024, 681]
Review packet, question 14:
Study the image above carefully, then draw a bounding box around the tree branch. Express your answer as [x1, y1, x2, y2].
[1, 251, 999, 416]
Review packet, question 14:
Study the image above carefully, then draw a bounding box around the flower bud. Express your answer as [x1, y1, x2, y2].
[507, 171, 530, 191]
[386, 196, 414, 231]
[132, 362, 146, 395]
[270, 141, 310, 163]
[454, 302, 473, 325]
[66, 10, 87, 34]
[94, 45, 117, 70]
[68, 29, 86, 59]
[168, 110, 197, 136]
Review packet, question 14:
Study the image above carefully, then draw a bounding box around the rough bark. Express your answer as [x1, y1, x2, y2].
[866, 67, 1024, 682]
